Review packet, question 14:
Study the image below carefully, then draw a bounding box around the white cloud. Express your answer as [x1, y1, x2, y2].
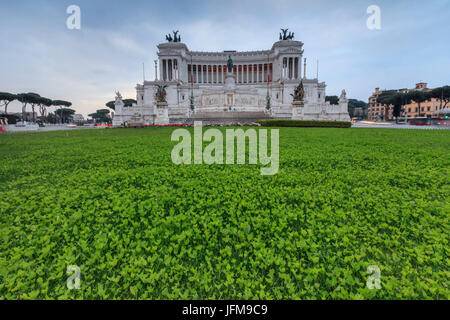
[107, 33, 146, 55]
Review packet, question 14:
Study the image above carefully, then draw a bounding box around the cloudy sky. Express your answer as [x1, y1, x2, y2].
[0, 0, 449, 117]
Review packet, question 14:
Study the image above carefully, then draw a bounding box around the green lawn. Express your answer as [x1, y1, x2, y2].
[0, 127, 448, 299]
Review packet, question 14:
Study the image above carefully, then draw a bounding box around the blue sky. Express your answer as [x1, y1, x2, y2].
[0, 0, 449, 116]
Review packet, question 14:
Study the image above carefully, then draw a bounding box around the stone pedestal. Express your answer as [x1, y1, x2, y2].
[155, 102, 169, 125]
[112, 92, 125, 126]
[224, 72, 236, 91]
[292, 100, 304, 107]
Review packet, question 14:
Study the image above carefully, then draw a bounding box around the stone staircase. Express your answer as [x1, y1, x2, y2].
[171, 111, 272, 125]
[170, 111, 272, 125]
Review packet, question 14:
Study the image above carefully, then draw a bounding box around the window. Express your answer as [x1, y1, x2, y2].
[427, 106, 431, 111]
[421, 107, 424, 112]
[408, 108, 411, 112]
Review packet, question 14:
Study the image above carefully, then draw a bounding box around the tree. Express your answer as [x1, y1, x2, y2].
[325, 96, 339, 105]
[124, 99, 137, 107]
[25, 93, 42, 123]
[407, 91, 429, 117]
[52, 100, 72, 124]
[377, 92, 411, 123]
[430, 86, 450, 111]
[376, 90, 397, 121]
[17, 93, 35, 122]
[0, 92, 17, 115]
[106, 99, 136, 111]
[348, 99, 368, 118]
[45, 112, 58, 124]
[89, 109, 111, 123]
[55, 108, 76, 124]
[37, 97, 53, 122]
[106, 101, 115, 110]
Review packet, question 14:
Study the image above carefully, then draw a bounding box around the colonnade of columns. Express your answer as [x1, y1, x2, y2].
[160, 59, 179, 81]
[159, 55, 303, 83]
[281, 57, 301, 80]
[186, 63, 273, 84]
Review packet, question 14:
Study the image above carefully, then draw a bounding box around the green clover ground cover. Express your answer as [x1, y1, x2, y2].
[0, 128, 448, 299]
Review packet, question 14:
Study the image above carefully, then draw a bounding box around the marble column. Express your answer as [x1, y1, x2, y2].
[241, 65, 243, 84]
[256, 64, 259, 83]
[293, 58, 297, 79]
[196, 65, 199, 84]
[246, 65, 249, 83]
[164, 59, 168, 81]
[289, 57, 294, 79]
[216, 64, 218, 83]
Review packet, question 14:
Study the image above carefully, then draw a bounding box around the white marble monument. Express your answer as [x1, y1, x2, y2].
[113, 30, 350, 126]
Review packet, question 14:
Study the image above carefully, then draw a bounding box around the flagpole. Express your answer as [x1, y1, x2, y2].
[142, 62, 145, 83]
[316, 60, 319, 80]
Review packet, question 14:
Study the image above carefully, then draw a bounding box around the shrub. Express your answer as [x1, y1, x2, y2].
[256, 120, 351, 128]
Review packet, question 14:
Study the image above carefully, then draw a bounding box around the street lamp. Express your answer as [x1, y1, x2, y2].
[189, 55, 195, 115]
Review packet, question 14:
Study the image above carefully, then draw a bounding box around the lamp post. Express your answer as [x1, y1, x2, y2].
[189, 55, 195, 115]
[266, 54, 271, 113]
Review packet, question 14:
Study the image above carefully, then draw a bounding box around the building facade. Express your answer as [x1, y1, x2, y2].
[367, 83, 445, 121]
[113, 31, 350, 125]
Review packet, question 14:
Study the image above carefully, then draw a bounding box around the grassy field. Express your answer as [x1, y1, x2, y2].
[0, 127, 448, 299]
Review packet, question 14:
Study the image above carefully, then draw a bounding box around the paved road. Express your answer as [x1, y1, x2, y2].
[352, 122, 450, 130]
[2, 123, 450, 133]
[2, 125, 106, 133]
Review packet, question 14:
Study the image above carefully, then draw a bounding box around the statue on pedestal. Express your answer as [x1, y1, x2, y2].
[227, 56, 234, 73]
[339, 89, 348, 103]
[165, 30, 181, 43]
[114, 91, 124, 115]
[154, 85, 169, 125]
[291, 80, 305, 106]
[155, 85, 168, 104]
[280, 28, 295, 40]
[115, 91, 123, 103]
